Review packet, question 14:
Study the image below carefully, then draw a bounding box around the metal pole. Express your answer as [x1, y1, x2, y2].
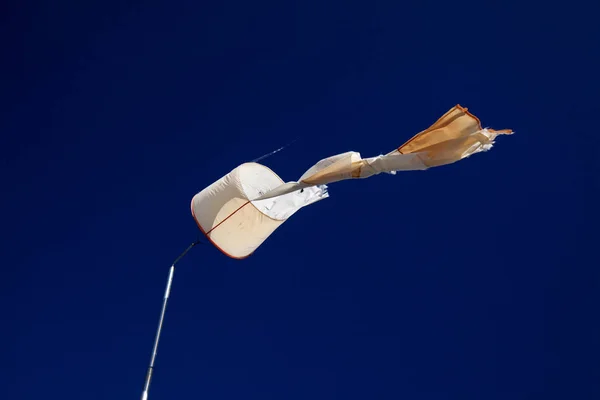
[140, 240, 200, 400]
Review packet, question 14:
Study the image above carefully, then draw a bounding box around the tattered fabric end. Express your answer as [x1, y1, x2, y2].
[461, 128, 513, 159]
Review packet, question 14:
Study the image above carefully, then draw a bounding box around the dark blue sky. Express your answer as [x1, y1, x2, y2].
[3, 1, 598, 399]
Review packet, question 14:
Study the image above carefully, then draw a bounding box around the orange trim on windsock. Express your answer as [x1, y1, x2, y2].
[456, 105, 513, 135]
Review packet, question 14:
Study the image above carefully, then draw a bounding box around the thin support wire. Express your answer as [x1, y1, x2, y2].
[140, 240, 201, 400]
[250, 137, 299, 163]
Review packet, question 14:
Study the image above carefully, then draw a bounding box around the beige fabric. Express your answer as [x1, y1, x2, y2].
[395, 104, 512, 167]
[254, 105, 512, 200]
[191, 105, 512, 258]
[300, 152, 363, 185]
[191, 164, 280, 259]
[191, 163, 328, 259]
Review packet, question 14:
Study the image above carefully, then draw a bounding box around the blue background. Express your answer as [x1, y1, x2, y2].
[3, 1, 598, 399]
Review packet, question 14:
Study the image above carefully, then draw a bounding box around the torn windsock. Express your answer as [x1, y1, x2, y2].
[191, 105, 512, 258]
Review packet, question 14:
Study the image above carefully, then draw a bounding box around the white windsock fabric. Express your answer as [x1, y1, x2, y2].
[191, 104, 512, 258]
[191, 163, 328, 259]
